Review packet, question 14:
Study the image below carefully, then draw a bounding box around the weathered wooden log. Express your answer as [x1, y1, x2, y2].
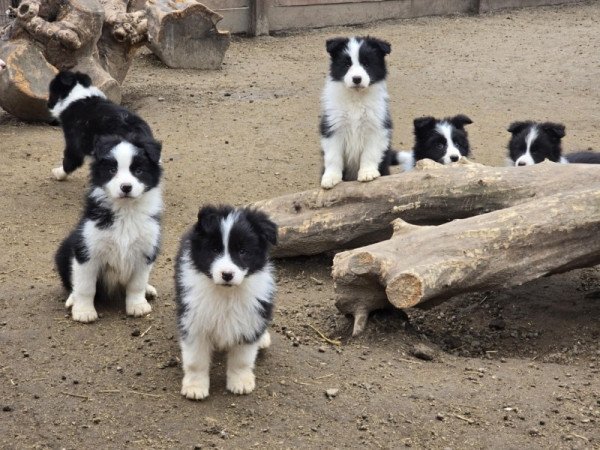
[333, 186, 600, 335]
[0, 0, 230, 121]
[145, 1, 230, 69]
[251, 159, 600, 258]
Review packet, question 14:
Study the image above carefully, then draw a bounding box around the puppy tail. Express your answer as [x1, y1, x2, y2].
[390, 150, 415, 172]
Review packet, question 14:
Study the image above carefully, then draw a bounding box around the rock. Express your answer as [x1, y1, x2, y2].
[131, 328, 141, 337]
[325, 388, 339, 399]
[410, 343, 436, 361]
[489, 317, 506, 330]
[436, 413, 445, 421]
[2, 406, 13, 412]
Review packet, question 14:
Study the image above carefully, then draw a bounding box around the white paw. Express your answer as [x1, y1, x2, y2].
[321, 172, 342, 189]
[65, 293, 74, 308]
[181, 377, 209, 400]
[145, 284, 158, 300]
[71, 305, 98, 323]
[357, 168, 381, 182]
[126, 300, 152, 317]
[227, 370, 256, 395]
[52, 166, 68, 181]
[258, 331, 271, 350]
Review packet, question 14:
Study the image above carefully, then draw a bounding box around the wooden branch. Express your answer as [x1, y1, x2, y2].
[251, 160, 600, 258]
[333, 186, 600, 335]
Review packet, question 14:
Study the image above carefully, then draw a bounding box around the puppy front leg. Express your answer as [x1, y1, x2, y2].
[125, 264, 153, 317]
[226, 342, 260, 395]
[321, 135, 344, 189]
[69, 260, 99, 323]
[357, 135, 389, 182]
[53, 145, 84, 181]
[181, 335, 211, 400]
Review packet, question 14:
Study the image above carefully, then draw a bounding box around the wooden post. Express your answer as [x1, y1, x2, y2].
[249, 0, 269, 36]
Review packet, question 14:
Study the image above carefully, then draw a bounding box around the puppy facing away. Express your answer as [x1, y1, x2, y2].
[398, 114, 473, 170]
[55, 135, 163, 322]
[320, 36, 396, 189]
[175, 205, 278, 400]
[507, 121, 600, 166]
[48, 71, 156, 180]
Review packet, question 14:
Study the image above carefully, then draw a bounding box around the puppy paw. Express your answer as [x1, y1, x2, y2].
[52, 166, 68, 181]
[227, 370, 256, 395]
[257, 331, 271, 350]
[71, 305, 98, 323]
[357, 168, 381, 182]
[145, 284, 158, 300]
[65, 293, 74, 308]
[321, 172, 342, 189]
[126, 300, 152, 317]
[181, 378, 210, 400]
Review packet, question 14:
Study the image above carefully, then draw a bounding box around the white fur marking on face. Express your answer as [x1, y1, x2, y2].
[50, 83, 106, 119]
[210, 212, 248, 286]
[515, 126, 538, 166]
[344, 38, 370, 89]
[435, 122, 462, 164]
[105, 142, 145, 199]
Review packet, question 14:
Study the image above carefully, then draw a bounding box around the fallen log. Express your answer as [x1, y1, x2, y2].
[251, 159, 600, 258]
[333, 186, 600, 335]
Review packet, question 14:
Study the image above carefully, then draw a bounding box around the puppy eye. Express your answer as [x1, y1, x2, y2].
[436, 143, 445, 150]
[109, 167, 117, 175]
[239, 248, 247, 255]
[134, 167, 143, 176]
[212, 247, 220, 253]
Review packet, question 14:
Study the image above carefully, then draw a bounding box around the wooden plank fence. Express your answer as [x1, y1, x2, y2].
[202, 0, 580, 35]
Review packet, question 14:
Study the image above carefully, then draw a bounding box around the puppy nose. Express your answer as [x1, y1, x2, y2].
[352, 76, 362, 85]
[120, 183, 132, 193]
[450, 155, 459, 162]
[221, 272, 233, 282]
[517, 161, 527, 166]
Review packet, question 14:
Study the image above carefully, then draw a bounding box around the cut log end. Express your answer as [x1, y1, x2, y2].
[386, 273, 424, 309]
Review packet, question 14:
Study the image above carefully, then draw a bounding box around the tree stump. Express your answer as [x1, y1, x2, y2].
[0, 0, 230, 121]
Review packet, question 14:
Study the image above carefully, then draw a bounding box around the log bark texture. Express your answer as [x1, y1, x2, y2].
[333, 186, 600, 335]
[251, 159, 600, 258]
[0, 0, 230, 121]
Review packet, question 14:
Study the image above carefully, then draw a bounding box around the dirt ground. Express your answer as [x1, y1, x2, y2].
[1, 2, 600, 448]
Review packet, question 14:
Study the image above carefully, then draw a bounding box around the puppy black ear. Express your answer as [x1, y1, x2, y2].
[540, 122, 566, 140]
[413, 116, 437, 134]
[366, 37, 391, 55]
[195, 205, 221, 235]
[507, 121, 532, 135]
[58, 71, 76, 87]
[132, 136, 161, 164]
[74, 72, 92, 88]
[245, 209, 278, 246]
[326, 37, 349, 56]
[449, 114, 473, 129]
[92, 134, 121, 158]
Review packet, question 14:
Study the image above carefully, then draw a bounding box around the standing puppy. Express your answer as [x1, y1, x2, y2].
[320, 36, 395, 189]
[48, 71, 156, 180]
[507, 121, 600, 166]
[175, 206, 277, 400]
[55, 135, 163, 322]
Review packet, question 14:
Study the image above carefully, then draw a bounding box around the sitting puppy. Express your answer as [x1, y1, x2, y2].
[175, 205, 277, 400]
[397, 115, 473, 170]
[55, 135, 163, 322]
[320, 36, 396, 189]
[48, 71, 156, 180]
[507, 121, 600, 166]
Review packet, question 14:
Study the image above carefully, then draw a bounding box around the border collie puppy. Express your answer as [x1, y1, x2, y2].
[175, 205, 277, 400]
[507, 121, 600, 166]
[48, 71, 156, 180]
[55, 134, 163, 322]
[399, 115, 473, 169]
[320, 36, 396, 189]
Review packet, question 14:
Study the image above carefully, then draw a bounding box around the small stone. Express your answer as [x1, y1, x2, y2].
[93, 418, 101, 424]
[116, 366, 123, 373]
[318, 346, 326, 353]
[2, 406, 13, 412]
[436, 413, 445, 421]
[325, 388, 339, 399]
[528, 428, 540, 436]
[131, 329, 141, 337]
[158, 97, 165, 102]
[489, 318, 506, 330]
[410, 343, 436, 361]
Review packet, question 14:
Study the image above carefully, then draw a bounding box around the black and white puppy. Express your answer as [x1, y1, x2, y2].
[55, 135, 163, 322]
[175, 205, 277, 400]
[48, 71, 156, 180]
[507, 121, 600, 166]
[397, 115, 473, 170]
[320, 36, 396, 189]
